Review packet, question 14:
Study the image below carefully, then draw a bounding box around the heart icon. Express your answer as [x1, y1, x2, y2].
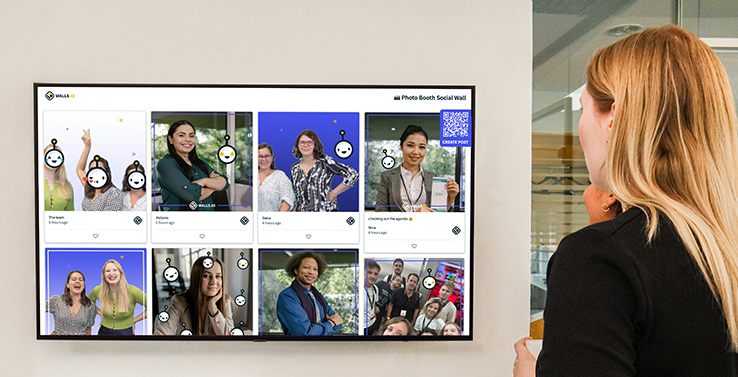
[411, 244, 417, 249]
[93, 234, 99, 238]
[306, 234, 312, 239]
[199, 234, 205, 239]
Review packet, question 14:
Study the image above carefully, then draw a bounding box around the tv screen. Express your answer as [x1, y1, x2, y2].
[35, 84, 474, 340]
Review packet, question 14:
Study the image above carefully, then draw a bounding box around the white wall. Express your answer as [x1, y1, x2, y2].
[0, 1, 532, 375]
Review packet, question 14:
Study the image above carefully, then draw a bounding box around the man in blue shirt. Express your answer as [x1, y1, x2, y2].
[276, 252, 343, 335]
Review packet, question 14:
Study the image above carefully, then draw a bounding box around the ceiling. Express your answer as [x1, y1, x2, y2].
[533, 0, 738, 132]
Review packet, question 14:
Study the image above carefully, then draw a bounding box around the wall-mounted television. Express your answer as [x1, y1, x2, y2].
[35, 84, 474, 340]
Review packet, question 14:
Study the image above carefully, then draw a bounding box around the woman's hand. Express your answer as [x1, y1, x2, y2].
[76, 129, 93, 184]
[446, 178, 460, 201]
[81, 129, 92, 148]
[513, 337, 537, 377]
[207, 288, 222, 316]
[327, 191, 338, 203]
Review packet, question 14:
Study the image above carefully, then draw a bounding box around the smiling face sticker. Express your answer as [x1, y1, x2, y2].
[382, 156, 395, 169]
[127, 170, 145, 190]
[334, 140, 353, 159]
[45, 149, 64, 169]
[334, 130, 354, 159]
[158, 311, 170, 323]
[217, 135, 237, 164]
[381, 149, 395, 169]
[218, 145, 237, 164]
[163, 266, 179, 282]
[230, 328, 244, 336]
[423, 276, 436, 290]
[203, 256, 214, 269]
[235, 294, 246, 307]
[86, 167, 108, 189]
[125, 161, 146, 190]
[237, 257, 249, 270]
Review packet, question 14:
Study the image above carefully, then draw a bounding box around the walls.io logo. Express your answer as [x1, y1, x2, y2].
[45, 91, 54, 101]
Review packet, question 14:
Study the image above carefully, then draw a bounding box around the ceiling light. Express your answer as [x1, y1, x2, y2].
[607, 24, 643, 36]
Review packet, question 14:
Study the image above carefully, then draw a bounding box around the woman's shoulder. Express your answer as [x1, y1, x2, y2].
[157, 154, 178, 169]
[128, 284, 144, 295]
[170, 294, 189, 308]
[380, 167, 401, 178]
[557, 207, 646, 255]
[48, 295, 62, 305]
[272, 169, 289, 180]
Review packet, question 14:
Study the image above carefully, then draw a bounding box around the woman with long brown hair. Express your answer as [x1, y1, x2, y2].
[46, 270, 96, 335]
[75, 129, 123, 211]
[154, 255, 234, 335]
[515, 25, 738, 376]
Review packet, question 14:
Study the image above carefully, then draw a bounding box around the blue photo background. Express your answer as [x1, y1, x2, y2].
[258, 112, 360, 212]
[45, 249, 147, 335]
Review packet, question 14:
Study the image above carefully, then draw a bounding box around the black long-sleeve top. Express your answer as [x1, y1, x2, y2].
[537, 207, 737, 376]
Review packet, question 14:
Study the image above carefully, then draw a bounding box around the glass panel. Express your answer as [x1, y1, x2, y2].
[682, 0, 738, 38]
[531, 0, 674, 336]
[716, 50, 738, 109]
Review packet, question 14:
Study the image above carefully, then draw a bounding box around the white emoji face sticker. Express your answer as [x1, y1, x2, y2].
[163, 266, 180, 282]
[86, 167, 108, 189]
[217, 145, 237, 164]
[422, 276, 436, 290]
[180, 329, 193, 336]
[203, 257, 214, 269]
[235, 294, 246, 307]
[45, 149, 64, 169]
[334, 140, 353, 159]
[382, 155, 395, 169]
[230, 328, 244, 336]
[127, 170, 145, 190]
[158, 311, 170, 323]
[237, 258, 249, 270]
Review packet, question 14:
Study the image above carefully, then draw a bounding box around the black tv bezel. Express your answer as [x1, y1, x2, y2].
[34, 83, 475, 341]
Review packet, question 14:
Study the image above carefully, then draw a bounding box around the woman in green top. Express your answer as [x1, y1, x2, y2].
[43, 143, 74, 211]
[156, 120, 229, 211]
[88, 259, 146, 335]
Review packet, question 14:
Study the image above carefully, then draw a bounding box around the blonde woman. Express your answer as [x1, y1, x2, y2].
[515, 25, 738, 376]
[88, 260, 147, 335]
[43, 143, 74, 211]
[413, 298, 445, 334]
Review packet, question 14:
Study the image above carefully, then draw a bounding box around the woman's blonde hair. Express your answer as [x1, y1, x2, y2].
[587, 25, 738, 350]
[44, 143, 73, 200]
[420, 297, 442, 318]
[100, 260, 130, 314]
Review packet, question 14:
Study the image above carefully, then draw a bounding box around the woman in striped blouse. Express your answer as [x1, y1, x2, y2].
[290, 130, 358, 212]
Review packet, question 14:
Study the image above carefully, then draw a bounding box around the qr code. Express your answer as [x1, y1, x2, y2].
[442, 111, 470, 138]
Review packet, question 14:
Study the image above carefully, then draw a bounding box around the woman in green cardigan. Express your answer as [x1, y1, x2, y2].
[88, 260, 147, 335]
[43, 143, 74, 211]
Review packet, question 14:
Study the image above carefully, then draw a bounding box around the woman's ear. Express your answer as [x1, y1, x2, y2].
[606, 192, 618, 207]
